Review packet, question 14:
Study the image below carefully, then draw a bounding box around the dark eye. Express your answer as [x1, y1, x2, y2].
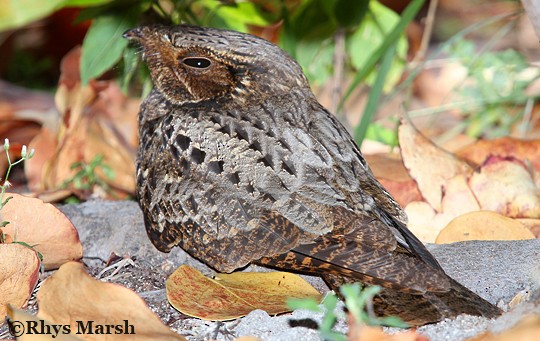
[182, 57, 212, 69]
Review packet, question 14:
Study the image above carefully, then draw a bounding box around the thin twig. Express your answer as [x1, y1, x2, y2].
[412, 0, 439, 67]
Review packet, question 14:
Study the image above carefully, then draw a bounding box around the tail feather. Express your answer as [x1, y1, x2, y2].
[257, 216, 502, 326]
[323, 273, 501, 326]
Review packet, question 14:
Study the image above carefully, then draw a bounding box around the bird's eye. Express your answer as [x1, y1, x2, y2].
[182, 57, 212, 69]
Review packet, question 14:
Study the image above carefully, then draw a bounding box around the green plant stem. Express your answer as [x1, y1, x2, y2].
[338, 0, 425, 111]
[0, 152, 25, 209]
[354, 42, 397, 145]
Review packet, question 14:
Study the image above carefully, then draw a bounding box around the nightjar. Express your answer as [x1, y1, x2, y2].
[124, 24, 501, 325]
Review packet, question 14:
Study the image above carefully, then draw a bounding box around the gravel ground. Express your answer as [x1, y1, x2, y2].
[48, 200, 540, 340]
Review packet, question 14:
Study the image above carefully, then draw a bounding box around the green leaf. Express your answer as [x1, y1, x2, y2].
[354, 42, 397, 145]
[333, 0, 369, 29]
[286, 297, 321, 311]
[347, 1, 407, 90]
[64, 0, 112, 6]
[80, 11, 138, 85]
[200, 0, 271, 31]
[339, 0, 425, 110]
[0, 0, 67, 31]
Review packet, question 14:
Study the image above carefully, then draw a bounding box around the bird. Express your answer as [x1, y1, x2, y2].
[124, 24, 502, 326]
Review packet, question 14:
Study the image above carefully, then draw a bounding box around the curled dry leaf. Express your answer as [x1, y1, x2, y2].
[1, 192, 82, 270]
[406, 174, 482, 243]
[37, 262, 186, 340]
[0, 243, 41, 317]
[435, 211, 535, 244]
[7, 305, 82, 340]
[25, 46, 138, 200]
[398, 120, 472, 211]
[167, 265, 322, 321]
[469, 156, 540, 218]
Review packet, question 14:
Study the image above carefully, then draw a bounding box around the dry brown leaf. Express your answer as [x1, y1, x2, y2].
[435, 211, 535, 244]
[1, 192, 82, 270]
[7, 305, 82, 340]
[469, 156, 540, 218]
[456, 137, 540, 171]
[467, 314, 540, 341]
[26, 47, 138, 200]
[0, 243, 41, 317]
[398, 120, 473, 211]
[167, 265, 322, 321]
[25, 127, 58, 192]
[364, 154, 422, 207]
[37, 262, 186, 340]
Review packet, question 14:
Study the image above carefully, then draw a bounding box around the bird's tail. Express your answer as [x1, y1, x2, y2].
[323, 272, 501, 326]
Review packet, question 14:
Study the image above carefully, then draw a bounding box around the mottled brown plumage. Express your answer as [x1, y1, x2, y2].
[124, 24, 501, 325]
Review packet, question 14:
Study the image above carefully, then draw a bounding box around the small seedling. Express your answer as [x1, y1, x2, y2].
[0, 138, 43, 261]
[0, 138, 35, 223]
[288, 283, 407, 341]
[61, 154, 115, 199]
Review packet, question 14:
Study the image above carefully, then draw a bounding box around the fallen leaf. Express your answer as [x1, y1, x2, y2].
[469, 156, 540, 218]
[1, 192, 82, 270]
[167, 265, 322, 321]
[7, 305, 82, 340]
[457, 137, 540, 171]
[37, 262, 186, 340]
[365, 154, 422, 207]
[25, 127, 58, 192]
[468, 314, 540, 341]
[516, 218, 540, 238]
[0, 243, 41, 317]
[435, 211, 535, 244]
[440, 174, 480, 217]
[27, 47, 137, 200]
[398, 120, 473, 211]
[349, 323, 428, 341]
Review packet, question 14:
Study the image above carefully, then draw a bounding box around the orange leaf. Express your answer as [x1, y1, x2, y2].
[0, 243, 41, 317]
[25, 127, 58, 192]
[398, 120, 472, 211]
[37, 262, 186, 340]
[167, 265, 322, 321]
[457, 137, 540, 171]
[435, 211, 535, 244]
[1, 193, 82, 270]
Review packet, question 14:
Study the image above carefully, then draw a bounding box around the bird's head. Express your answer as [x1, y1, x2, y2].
[124, 25, 309, 106]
